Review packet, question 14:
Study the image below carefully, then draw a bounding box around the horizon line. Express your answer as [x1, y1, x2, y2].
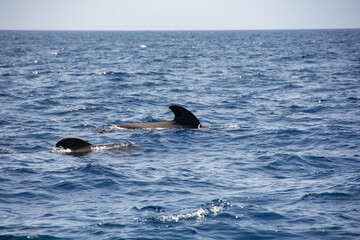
[1, 27, 359, 32]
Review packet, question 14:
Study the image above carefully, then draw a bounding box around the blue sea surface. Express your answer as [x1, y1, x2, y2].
[0, 29, 359, 239]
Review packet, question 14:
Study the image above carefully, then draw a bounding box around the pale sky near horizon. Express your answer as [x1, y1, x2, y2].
[0, 0, 359, 31]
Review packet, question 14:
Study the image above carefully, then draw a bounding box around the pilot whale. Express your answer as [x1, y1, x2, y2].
[55, 137, 136, 154]
[114, 105, 202, 129]
[56, 138, 93, 153]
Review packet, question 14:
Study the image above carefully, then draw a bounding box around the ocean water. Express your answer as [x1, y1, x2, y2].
[0, 29, 359, 239]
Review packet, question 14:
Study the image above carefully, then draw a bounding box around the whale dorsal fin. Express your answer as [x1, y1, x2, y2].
[169, 105, 201, 128]
[56, 138, 92, 150]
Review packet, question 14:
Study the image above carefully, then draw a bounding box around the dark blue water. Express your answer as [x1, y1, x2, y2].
[1, 30, 359, 239]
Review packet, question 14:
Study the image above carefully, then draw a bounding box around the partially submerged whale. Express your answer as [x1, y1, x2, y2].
[55, 137, 136, 154]
[113, 105, 202, 130]
[56, 138, 93, 154]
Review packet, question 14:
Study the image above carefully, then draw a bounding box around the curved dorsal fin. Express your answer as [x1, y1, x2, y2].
[169, 105, 201, 128]
[56, 138, 92, 150]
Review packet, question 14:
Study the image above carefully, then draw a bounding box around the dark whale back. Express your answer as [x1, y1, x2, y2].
[170, 105, 201, 128]
[114, 105, 202, 129]
[56, 138, 92, 150]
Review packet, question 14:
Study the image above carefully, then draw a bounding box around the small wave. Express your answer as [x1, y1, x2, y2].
[251, 212, 286, 220]
[93, 222, 126, 229]
[100, 125, 127, 132]
[97, 125, 129, 133]
[97, 125, 172, 133]
[91, 141, 136, 151]
[136, 199, 231, 223]
[0, 191, 58, 203]
[95, 71, 133, 77]
[0, 148, 17, 154]
[51, 148, 72, 155]
[300, 192, 353, 202]
[50, 117, 66, 122]
[69, 106, 97, 112]
[51, 181, 89, 191]
[200, 124, 241, 131]
[219, 124, 240, 129]
[0, 234, 69, 240]
[69, 163, 122, 178]
[133, 205, 165, 212]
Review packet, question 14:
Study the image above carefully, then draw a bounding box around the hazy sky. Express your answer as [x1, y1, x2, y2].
[1, 0, 359, 30]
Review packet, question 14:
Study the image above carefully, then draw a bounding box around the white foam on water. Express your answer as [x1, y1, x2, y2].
[136, 199, 231, 223]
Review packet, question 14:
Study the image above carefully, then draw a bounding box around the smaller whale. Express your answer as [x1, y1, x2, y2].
[55, 137, 136, 155]
[56, 138, 93, 154]
[106, 105, 202, 130]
